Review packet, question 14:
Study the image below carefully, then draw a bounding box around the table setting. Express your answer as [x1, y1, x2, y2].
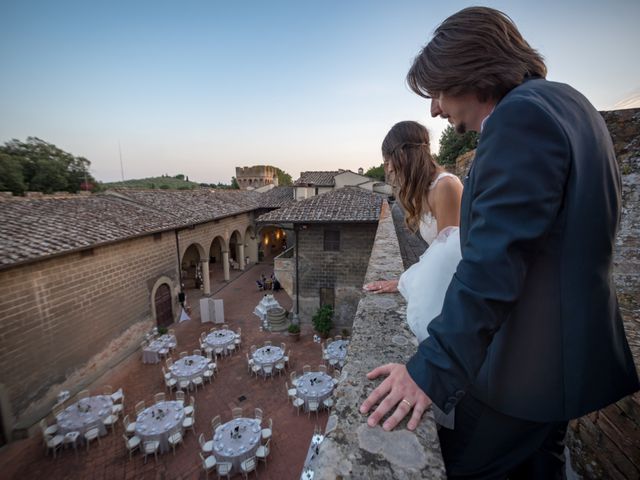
[295, 372, 334, 410]
[213, 418, 262, 473]
[169, 355, 208, 382]
[252, 345, 284, 370]
[326, 340, 349, 366]
[142, 334, 177, 364]
[205, 329, 236, 354]
[135, 401, 185, 453]
[56, 395, 113, 437]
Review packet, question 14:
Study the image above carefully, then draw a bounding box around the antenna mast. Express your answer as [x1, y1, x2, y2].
[119, 142, 125, 181]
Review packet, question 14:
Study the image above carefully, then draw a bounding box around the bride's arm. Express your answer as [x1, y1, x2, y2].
[431, 176, 463, 232]
[363, 279, 399, 293]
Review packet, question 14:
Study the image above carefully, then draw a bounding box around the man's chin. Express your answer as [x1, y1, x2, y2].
[455, 123, 467, 134]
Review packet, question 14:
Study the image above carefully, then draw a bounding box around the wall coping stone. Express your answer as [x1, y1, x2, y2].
[312, 201, 446, 479]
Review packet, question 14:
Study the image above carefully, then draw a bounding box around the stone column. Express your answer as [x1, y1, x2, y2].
[222, 250, 230, 282]
[201, 259, 211, 296]
[238, 244, 245, 270]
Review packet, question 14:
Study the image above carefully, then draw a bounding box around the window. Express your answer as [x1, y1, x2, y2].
[320, 287, 335, 309]
[323, 230, 340, 251]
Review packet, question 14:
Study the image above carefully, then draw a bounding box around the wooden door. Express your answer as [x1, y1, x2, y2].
[155, 284, 173, 328]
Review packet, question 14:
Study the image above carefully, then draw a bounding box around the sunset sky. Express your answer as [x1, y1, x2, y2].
[1, 0, 638, 184]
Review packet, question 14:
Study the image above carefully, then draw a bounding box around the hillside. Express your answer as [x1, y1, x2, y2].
[103, 175, 227, 190]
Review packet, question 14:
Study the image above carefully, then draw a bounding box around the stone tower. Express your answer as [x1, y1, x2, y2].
[235, 165, 279, 190]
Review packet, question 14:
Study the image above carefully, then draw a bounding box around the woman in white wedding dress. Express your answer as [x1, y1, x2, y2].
[364, 121, 463, 343]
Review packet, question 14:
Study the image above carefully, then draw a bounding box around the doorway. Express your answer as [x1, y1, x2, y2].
[154, 283, 173, 328]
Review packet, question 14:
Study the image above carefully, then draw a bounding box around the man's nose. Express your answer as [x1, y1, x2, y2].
[430, 98, 442, 118]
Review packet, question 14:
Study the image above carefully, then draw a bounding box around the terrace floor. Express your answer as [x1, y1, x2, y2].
[0, 259, 329, 480]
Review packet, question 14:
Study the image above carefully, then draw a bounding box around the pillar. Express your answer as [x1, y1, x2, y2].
[201, 259, 211, 296]
[222, 250, 230, 282]
[238, 244, 245, 270]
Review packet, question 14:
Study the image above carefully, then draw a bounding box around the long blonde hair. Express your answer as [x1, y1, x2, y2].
[382, 121, 439, 232]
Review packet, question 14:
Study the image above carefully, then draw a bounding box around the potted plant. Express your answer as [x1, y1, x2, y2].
[287, 323, 301, 341]
[340, 328, 350, 339]
[158, 326, 168, 335]
[312, 305, 334, 339]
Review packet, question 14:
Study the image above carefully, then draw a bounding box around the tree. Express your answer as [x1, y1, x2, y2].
[0, 153, 26, 194]
[436, 125, 479, 168]
[0, 137, 97, 194]
[364, 164, 385, 181]
[230, 177, 240, 189]
[274, 167, 292, 186]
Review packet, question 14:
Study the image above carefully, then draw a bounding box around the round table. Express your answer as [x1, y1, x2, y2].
[213, 418, 262, 474]
[56, 395, 113, 438]
[295, 372, 334, 410]
[143, 334, 177, 364]
[169, 355, 209, 382]
[205, 329, 236, 355]
[252, 346, 284, 374]
[326, 340, 349, 367]
[135, 401, 185, 453]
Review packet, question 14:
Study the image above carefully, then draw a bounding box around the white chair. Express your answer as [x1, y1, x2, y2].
[175, 390, 185, 405]
[302, 365, 311, 374]
[256, 438, 271, 466]
[123, 434, 141, 460]
[135, 401, 145, 416]
[123, 415, 136, 436]
[261, 418, 272, 442]
[192, 375, 204, 391]
[246, 353, 255, 374]
[199, 433, 214, 454]
[184, 396, 196, 416]
[211, 415, 221, 433]
[63, 431, 80, 454]
[84, 427, 100, 451]
[227, 343, 236, 355]
[111, 401, 124, 417]
[285, 382, 297, 401]
[200, 452, 217, 478]
[214, 346, 225, 359]
[292, 396, 305, 415]
[179, 379, 191, 391]
[143, 440, 160, 464]
[254, 407, 263, 422]
[39, 418, 58, 438]
[154, 392, 165, 403]
[102, 413, 118, 433]
[45, 433, 64, 458]
[216, 461, 233, 479]
[275, 361, 285, 377]
[240, 456, 259, 479]
[183, 414, 196, 435]
[179, 351, 188, 358]
[194, 348, 202, 356]
[262, 364, 273, 380]
[251, 363, 262, 378]
[290, 371, 299, 387]
[231, 407, 243, 419]
[318, 364, 327, 374]
[323, 396, 335, 411]
[165, 375, 178, 393]
[204, 368, 214, 384]
[168, 431, 183, 455]
[308, 398, 320, 419]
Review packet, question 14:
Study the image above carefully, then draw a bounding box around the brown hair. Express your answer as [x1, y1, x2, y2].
[382, 121, 439, 233]
[407, 6, 547, 102]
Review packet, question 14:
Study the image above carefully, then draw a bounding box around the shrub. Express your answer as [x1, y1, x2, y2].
[312, 305, 333, 337]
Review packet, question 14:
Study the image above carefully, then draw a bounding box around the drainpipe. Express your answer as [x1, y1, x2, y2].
[175, 230, 185, 305]
[293, 223, 300, 324]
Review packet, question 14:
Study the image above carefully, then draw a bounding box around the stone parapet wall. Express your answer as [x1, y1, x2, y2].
[312, 201, 446, 479]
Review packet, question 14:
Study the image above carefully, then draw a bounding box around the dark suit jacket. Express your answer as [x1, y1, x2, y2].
[406, 78, 639, 422]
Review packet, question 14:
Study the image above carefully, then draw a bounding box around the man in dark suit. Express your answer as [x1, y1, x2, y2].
[360, 7, 639, 479]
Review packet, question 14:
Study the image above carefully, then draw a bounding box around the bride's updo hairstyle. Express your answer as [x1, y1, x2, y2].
[382, 121, 439, 233]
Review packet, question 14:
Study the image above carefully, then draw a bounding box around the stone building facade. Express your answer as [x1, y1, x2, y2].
[235, 165, 279, 190]
[0, 189, 264, 442]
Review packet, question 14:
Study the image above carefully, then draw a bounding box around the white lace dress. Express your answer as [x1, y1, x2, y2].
[397, 172, 462, 429]
[398, 172, 462, 343]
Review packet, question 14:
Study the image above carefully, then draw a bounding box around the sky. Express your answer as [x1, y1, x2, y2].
[1, 0, 639, 185]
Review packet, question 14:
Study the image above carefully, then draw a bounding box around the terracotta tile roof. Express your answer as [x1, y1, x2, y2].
[0, 195, 178, 268]
[256, 187, 383, 224]
[256, 186, 295, 208]
[0, 189, 263, 269]
[110, 189, 262, 224]
[293, 171, 340, 186]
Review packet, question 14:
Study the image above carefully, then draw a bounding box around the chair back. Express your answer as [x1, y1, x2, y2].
[77, 389, 89, 399]
[254, 407, 263, 421]
[154, 392, 165, 403]
[135, 400, 145, 414]
[264, 340, 272, 346]
[103, 385, 113, 395]
[334, 335, 342, 341]
[211, 414, 221, 432]
[193, 349, 202, 356]
[318, 364, 327, 374]
[166, 358, 174, 368]
[303, 364, 311, 374]
[179, 351, 188, 358]
[231, 407, 243, 419]
[175, 390, 185, 403]
[280, 342, 286, 351]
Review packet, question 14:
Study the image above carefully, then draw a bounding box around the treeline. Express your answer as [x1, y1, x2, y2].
[0, 137, 98, 195]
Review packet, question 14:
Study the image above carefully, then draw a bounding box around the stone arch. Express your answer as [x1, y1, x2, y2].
[180, 242, 207, 289]
[209, 235, 227, 265]
[150, 275, 178, 326]
[229, 230, 243, 263]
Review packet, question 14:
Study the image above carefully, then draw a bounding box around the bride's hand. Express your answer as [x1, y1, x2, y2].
[363, 279, 399, 293]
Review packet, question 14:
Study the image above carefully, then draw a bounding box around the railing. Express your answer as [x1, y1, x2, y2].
[311, 201, 446, 479]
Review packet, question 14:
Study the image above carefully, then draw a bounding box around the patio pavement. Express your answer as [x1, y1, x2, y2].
[0, 258, 331, 479]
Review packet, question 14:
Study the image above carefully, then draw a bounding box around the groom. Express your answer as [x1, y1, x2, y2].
[360, 6, 639, 479]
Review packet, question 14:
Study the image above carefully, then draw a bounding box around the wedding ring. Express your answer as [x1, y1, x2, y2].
[401, 399, 413, 408]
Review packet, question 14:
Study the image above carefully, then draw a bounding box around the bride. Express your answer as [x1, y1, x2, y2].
[364, 121, 463, 343]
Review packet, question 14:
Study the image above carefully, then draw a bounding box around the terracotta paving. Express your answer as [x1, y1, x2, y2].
[0, 258, 329, 479]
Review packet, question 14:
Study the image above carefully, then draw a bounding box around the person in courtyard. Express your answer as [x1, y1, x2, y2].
[360, 6, 639, 479]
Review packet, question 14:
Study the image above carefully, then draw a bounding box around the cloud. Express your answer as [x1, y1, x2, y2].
[613, 89, 640, 109]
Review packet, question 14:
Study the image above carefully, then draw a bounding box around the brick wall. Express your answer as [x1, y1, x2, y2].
[296, 223, 377, 329]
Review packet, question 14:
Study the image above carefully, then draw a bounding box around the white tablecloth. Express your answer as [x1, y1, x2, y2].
[135, 401, 185, 453]
[303, 433, 324, 471]
[326, 340, 349, 366]
[213, 418, 262, 474]
[296, 372, 334, 410]
[252, 346, 284, 370]
[56, 395, 113, 438]
[169, 355, 209, 382]
[205, 329, 236, 354]
[142, 335, 177, 364]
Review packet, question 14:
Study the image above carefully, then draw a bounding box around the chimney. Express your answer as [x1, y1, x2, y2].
[358, 167, 364, 175]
